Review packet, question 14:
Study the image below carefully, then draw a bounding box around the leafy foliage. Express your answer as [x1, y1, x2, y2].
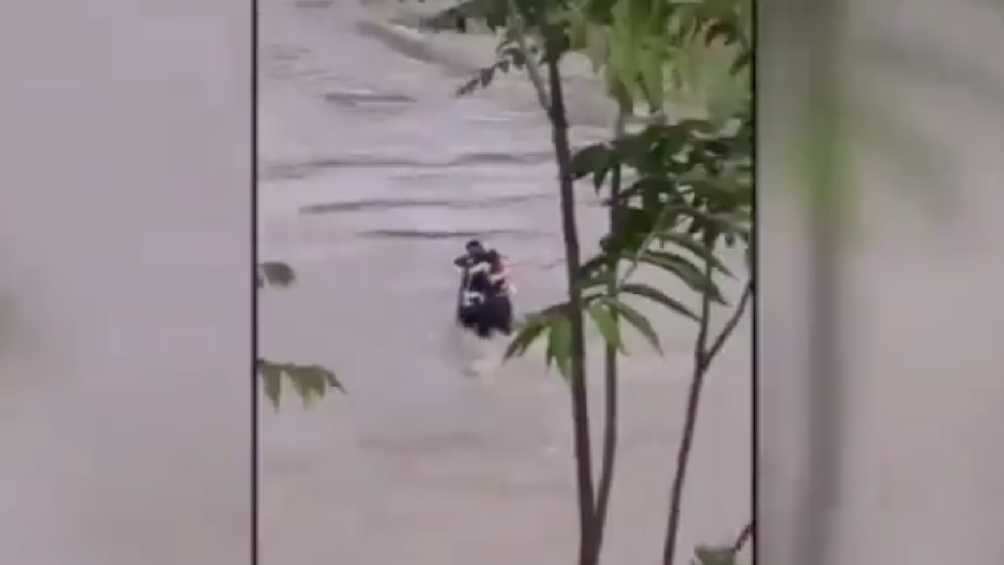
[419, 0, 753, 116]
[692, 545, 738, 565]
[257, 261, 296, 288]
[511, 111, 752, 361]
[439, 0, 756, 369]
[256, 261, 343, 410]
[257, 359, 345, 411]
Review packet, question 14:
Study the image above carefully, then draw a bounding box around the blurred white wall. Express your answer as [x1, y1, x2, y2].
[0, 1, 251, 564]
[760, 1, 1004, 563]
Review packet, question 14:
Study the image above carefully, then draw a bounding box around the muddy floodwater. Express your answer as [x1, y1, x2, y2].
[256, 1, 751, 563]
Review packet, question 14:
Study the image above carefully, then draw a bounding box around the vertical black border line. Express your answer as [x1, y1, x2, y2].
[749, 0, 759, 562]
[251, 0, 259, 560]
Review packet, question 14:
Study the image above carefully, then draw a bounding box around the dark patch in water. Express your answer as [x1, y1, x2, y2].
[294, 0, 332, 6]
[262, 44, 310, 62]
[322, 91, 416, 107]
[357, 229, 545, 241]
[299, 194, 551, 214]
[390, 170, 475, 182]
[452, 151, 551, 166]
[260, 150, 553, 181]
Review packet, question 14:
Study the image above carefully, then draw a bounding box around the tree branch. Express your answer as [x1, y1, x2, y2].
[543, 39, 598, 565]
[662, 260, 714, 565]
[594, 111, 628, 547]
[506, 0, 550, 112]
[730, 521, 754, 555]
[702, 280, 753, 367]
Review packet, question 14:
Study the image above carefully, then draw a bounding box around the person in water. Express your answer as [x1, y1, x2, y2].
[453, 241, 514, 337]
[454, 240, 490, 323]
[484, 249, 515, 297]
[454, 239, 487, 269]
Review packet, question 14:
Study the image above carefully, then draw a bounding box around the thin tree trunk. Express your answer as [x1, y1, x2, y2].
[594, 112, 627, 553]
[731, 521, 754, 554]
[505, 5, 597, 561]
[545, 53, 598, 565]
[661, 261, 713, 565]
[662, 270, 754, 565]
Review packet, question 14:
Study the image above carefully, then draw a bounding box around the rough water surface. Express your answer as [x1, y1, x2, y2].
[257, 1, 752, 564]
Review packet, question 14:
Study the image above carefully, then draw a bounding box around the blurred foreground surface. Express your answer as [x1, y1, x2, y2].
[0, 0, 251, 564]
[760, 1, 1004, 564]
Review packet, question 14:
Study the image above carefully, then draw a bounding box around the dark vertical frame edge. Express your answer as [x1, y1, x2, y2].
[749, 0, 759, 562]
[251, 0, 260, 560]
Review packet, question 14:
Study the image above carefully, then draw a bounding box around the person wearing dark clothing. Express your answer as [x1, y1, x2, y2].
[454, 240, 489, 328]
[484, 249, 514, 297]
[453, 239, 487, 269]
[452, 240, 514, 338]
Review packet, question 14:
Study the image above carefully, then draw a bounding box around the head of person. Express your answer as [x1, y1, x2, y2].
[486, 250, 502, 271]
[465, 239, 485, 256]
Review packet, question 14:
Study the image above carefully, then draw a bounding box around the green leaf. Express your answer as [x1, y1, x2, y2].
[510, 302, 571, 362]
[671, 206, 751, 238]
[615, 177, 689, 209]
[260, 361, 282, 411]
[637, 45, 664, 110]
[601, 297, 662, 353]
[684, 175, 750, 207]
[579, 253, 610, 278]
[257, 360, 343, 411]
[621, 282, 699, 321]
[612, 130, 657, 169]
[570, 143, 613, 180]
[593, 169, 609, 192]
[504, 318, 549, 360]
[694, 545, 737, 565]
[320, 365, 344, 392]
[605, 66, 635, 113]
[639, 250, 728, 304]
[548, 315, 573, 379]
[652, 123, 693, 153]
[258, 261, 296, 288]
[585, 0, 618, 24]
[617, 206, 661, 241]
[655, 232, 734, 277]
[575, 253, 614, 291]
[287, 367, 320, 409]
[588, 301, 626, 353]
[729, 49, 751, 76]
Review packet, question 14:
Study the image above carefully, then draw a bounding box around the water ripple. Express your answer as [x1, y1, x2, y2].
[322, 90, 416, 107]
[261, 150, 553, 180]
[356, 229, 548, 241]
[299, 194, 552, 214]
